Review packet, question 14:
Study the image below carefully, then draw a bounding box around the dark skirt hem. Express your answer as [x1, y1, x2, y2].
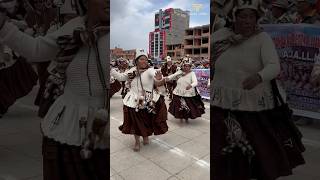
[168, 94, 205, 119]
[0, 58, 38, 114]
[110, 80, 122, 98]
[212, 106, 305, 180]
[119, 96, 168, 137]
[42, 136, 109, 180]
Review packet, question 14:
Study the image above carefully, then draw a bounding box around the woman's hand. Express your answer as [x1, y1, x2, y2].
[186, 85, 192, 90]
[155, 70, 162, 80]
[242, 73, 262, 90]
[128, 71, 136, 79]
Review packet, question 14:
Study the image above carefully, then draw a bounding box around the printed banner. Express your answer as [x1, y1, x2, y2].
[263, 24, 320, 112]
[193, 69, 210, 99]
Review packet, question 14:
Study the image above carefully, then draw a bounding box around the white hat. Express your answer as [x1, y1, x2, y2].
[166, 56, 172, 62]
[182, 57, 192, 65]
[135, 49, 148, 59]
[232, 0, 265, 21]
[134, 49, 148, 64]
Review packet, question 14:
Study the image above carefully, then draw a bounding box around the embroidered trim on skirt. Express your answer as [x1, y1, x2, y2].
[168, 94, 205, 119]
[42, 136, 109, 180]
[0, 58, 38, 114]
[119, 96, 168, 137]
[212, 106, 305, 180]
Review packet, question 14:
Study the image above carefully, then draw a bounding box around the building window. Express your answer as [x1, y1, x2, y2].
[164, 18, 170, 25]
[155, 14, 159, 26]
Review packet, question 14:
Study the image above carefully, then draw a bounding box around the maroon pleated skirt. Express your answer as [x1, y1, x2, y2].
[212, 106, 305, 180]
[119, 96, 168, 137]
[0, 58, 38, 114]
[168, 94, 205, 119]
[42, 136, 109, 180]
[110, 80, 122, 98]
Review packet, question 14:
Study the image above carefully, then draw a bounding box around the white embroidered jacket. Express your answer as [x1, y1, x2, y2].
[167, 70, 198, 97]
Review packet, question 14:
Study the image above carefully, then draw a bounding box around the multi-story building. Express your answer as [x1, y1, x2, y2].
[111, 47, 136, 60]
[166, 44, 184, 61]
[149, 8, 189, 59]
[184, 24, 210, 62]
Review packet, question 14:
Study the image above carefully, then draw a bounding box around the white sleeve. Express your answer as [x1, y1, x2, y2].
[111, 68, 129, 81]
[0, 22, 60, 62]
[149, 68, 157, 76]
[257, 33, 281, 82]
[190, 72, 198, 87]
[167, 70, 183, 80]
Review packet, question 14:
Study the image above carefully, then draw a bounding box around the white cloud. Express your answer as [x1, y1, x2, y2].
[190, 22, 207, 28]
[162, 0, 191, 10]
[111, 0, 155, 51]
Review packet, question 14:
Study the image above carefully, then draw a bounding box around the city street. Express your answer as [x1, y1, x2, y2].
[0, 87, 42, 180]
[110, 93, 210, 180]
[0, 87, 319, 179]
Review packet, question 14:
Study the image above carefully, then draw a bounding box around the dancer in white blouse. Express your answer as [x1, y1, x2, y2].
[166, 57, 205, 123]
[0, 0, 38, 118]
[111, 50, 168, 152]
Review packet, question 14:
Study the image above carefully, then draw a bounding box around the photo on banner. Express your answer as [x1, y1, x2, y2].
[110, 0, 210, 179]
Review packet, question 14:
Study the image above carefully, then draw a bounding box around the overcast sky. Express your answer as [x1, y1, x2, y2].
[110, 0, 210, 52]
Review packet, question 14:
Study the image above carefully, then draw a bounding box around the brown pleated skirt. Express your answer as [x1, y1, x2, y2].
[168, 94, 205, 119]
[42, 136, 109, 180]
[110, 80, 122, 98]
[0, 58, 38, 114]
[212, 106, 305, 180]
[119, 96, 168, 137]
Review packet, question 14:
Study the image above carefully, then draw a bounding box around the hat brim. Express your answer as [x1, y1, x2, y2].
[134, 55, 148, 64]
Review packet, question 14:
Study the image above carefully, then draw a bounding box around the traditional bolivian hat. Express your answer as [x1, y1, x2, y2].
[182, 57, 192, 65]
[232, 0, 265, 21]
[134, 49, 148, 64]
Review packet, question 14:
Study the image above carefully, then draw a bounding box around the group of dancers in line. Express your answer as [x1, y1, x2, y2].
[110, 52, 206, 151]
